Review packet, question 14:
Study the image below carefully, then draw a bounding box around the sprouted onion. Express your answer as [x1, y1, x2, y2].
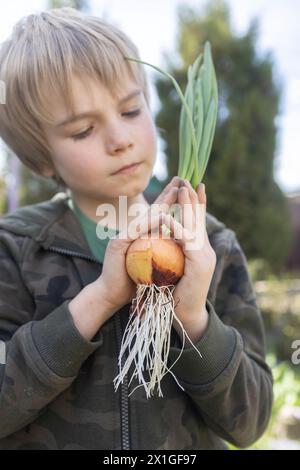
[113, 42, 218, 398]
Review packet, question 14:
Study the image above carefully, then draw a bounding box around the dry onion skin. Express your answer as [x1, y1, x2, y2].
[113, 42, 218, 398]
[126, 235, 184, 287]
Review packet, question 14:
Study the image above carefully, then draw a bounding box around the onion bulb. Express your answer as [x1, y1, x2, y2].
[125, 234, 185, 287]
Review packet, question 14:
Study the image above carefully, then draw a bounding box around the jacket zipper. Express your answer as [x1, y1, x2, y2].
[46, 245, 131, 450]
[114, 311, 131, 450]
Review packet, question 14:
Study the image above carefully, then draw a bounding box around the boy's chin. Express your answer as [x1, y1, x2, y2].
[115, 181, 148, 199]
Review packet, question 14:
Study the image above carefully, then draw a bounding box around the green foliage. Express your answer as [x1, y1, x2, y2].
[229, 271, 300, 449]
[228, 356, 300, 450]
[155, 0, 292, 271]
[249, 259, 300, 283]
[250, 357, 300, 449]
[256, 278, 300, 361]
[271, 357, 300, 417]
[248, 258, 274, 282]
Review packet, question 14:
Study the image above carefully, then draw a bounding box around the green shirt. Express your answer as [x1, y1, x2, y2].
[68, 198, 119, 263]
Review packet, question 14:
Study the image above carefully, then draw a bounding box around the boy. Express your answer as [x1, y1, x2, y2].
[0, 8, 273, 450]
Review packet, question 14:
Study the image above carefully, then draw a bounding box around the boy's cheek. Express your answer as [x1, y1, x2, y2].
[142, 126, 156, 155]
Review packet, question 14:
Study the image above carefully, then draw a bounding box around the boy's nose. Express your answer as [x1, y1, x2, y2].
[105, 128, 134, 155]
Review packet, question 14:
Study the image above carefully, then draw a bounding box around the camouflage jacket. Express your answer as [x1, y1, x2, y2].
[0, 192, 273, 450]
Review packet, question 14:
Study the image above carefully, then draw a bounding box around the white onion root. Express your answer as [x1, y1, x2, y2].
[113, 284, 202, 398]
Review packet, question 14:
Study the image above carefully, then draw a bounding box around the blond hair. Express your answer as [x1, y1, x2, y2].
[0, 7, 151, 186]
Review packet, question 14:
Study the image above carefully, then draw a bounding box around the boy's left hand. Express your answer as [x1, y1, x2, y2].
[162, 181, 216, 345]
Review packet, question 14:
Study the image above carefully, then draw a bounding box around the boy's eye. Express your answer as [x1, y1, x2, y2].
[71, 109, 141, 141]
[72, 126, 93, 141]
[122, 109, 141, 118]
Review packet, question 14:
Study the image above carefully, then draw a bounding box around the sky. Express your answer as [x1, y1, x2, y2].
[0, 0, 299, 193]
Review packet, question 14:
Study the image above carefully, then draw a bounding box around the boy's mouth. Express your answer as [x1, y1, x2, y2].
[111, 162, 142, 175]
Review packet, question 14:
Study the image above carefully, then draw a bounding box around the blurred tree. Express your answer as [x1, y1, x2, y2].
[155, 0, 292, 271]
[4, 155, 60, 210]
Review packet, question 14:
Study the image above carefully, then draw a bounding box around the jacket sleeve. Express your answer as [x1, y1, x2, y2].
[0, 230, 102, 439]
[168, 230, 273, 449]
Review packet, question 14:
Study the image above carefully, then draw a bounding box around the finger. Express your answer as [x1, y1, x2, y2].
[196, 183, 207, 205]
[178, 186, 194, 233]
[161, 213, 190, 243]
[154, 176, 183, 205]
[184, 180, 198, 209]
[127, 211, 165, 240]
[177, 184, 207, 251]
[161, 214, 202, 253]
[194, 183, 207, 243]
[132, 192, 175, 237]
[152, 187, 179, 216]
[195, 183, 206, 225]
[183, 180, 199, 231]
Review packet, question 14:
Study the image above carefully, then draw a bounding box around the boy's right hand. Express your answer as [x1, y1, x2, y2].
[96, 177, 183, 315]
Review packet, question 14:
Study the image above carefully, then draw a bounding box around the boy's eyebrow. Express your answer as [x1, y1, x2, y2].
[55, 89, 142, 128]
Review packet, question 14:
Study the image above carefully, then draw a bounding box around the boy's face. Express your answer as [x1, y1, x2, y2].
[43, 74, 157, 202]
